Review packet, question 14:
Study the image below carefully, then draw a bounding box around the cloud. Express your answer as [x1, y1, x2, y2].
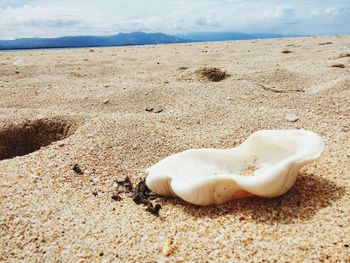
[0, 0, 349, 39]
[27, 19, 81, 28]
[0, 3, 116, 39]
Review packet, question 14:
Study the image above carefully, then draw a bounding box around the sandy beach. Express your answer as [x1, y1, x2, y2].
[1, 35, 349, 262]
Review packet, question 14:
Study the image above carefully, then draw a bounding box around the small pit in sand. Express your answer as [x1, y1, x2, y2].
[195, 67, 230, 82]
[0, 117, 78, 161]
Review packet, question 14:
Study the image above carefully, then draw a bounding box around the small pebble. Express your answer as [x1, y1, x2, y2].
[58, 142, 65, 147]
[286, 114, 299, 122]
[341, 126, 349, 132]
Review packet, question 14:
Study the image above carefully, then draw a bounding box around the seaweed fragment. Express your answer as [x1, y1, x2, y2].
[132, 179, 161, 216]
[111, 194, 122, 201]
[112, 177, 161, 216]
[115, 176, 133, 192]
[146, 204, 161, 216]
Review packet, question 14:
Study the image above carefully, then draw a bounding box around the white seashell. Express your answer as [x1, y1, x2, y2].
[146, 129, 324, 206]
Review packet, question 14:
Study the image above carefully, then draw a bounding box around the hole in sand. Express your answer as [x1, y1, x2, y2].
[0, 117, 78, 161]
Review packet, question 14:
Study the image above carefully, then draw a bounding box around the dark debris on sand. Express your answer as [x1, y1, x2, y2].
[116, 176, 133, 192]
[111, 194, 122, 201]
[319, 41, 333, 45]
[132, 179, 161, 215]
[331, 63, 346, 69]
[145, 108, 163, 113]
[72, 164, 84, 175]
[112, 177, 161, 216]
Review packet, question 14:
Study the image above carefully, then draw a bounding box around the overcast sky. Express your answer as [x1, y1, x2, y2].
[0, 0, 349, 39]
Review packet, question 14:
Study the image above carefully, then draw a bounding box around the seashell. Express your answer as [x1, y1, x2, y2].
[146, 129, 324, 206]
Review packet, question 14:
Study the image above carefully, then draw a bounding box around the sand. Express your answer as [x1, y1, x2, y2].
[0, 35, 349, 262]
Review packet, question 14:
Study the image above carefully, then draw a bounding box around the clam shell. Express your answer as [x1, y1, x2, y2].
[146, 129, 324, 206]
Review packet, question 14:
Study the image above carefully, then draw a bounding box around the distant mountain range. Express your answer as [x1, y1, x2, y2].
[176, 32, 289, 41]
[0, 31, 295, 50]
[0, 32, 188, 50]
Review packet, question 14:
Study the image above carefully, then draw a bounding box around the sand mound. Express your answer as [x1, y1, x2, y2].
[249, 68, 307, 93]
[195, 67, 229, 82]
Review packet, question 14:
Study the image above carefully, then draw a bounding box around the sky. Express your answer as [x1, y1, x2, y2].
[0, 0, 349, 40]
